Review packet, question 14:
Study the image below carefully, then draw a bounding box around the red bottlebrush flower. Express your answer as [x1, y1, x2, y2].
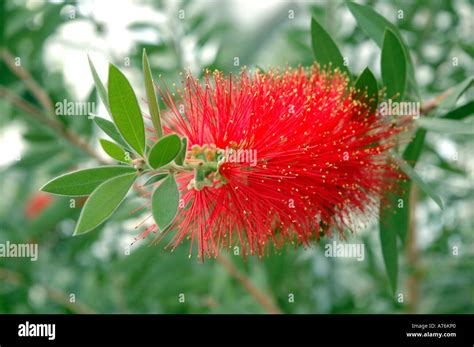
[25, 192, 53, 220]
[141, 65, 408, 259]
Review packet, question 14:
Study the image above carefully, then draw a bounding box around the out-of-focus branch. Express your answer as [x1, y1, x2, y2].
[216, 254, 282, 314]
[420, 88, 454, 115]
[0, 267, 96, 314]
[0, 51, 284, 314]
[403, 87, 457, 311]
[2, 49, 55, 115]
[1, 48, 107, 163]
[0, 86, 108, 164]
[0, 94, 281, 314]
[2, 44, 455, 315]
[0, 85, 64, 134]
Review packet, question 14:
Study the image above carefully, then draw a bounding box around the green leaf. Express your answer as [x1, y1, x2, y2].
[380, 180, 410, 245]
[72, 87, 96, 137]
[425, 144, 466, 176]
[347, 2, 396, 46]
[416, 118, 474, 135]
[438, 76, 474, 110]
[108, 64, 146, 156]
[311, 17, 349, 76]
[174, 137, 188, 166]
[347, 2, 419, 100]
[441, 100, 474, 120]
[151, 175, 180, 231]
[387, 128, 426, 245]
[13, 146, 60, 169]
[460, 42, 474, 58]
[355, 67, 378, 112]
[144, 173, 168, 186]
[147, 134, 181, 169]
[92, 116, 129, 149]
[87, 56, 110, 113]
[393, 152, 444, 210]
[0, 1, 5, 48]
[74, 173, 137, 235]
[381, 29, 406, 101]
[255, 65, 266, 74]
[378, 128, 427, 291]
[403, 129, 426, 164]
[99, 139, 131, 163]
[379, 206, 399, 294]
[143, 49, 162, 138]
[40, 166, 136, 196]
[22, 131, 55, 143]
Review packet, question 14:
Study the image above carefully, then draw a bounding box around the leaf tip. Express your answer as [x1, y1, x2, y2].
[38, 183, 48, 193]
[72, 226, 88, 237]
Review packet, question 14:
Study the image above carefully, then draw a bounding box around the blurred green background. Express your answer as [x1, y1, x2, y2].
[0, 0, 473, 314]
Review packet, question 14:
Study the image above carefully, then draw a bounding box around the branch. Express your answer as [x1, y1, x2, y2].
[0, 267, 96, 314]
[216, 254, 282, 314]
[420, 88, 453, 115]
[2, 49, 55, 115]
[4, 50, 454, 315]
[403, 86, 455, 312]
[0, 86, 108, 164]
[44, 286, 96, 314]
[0, 84, 281, 313]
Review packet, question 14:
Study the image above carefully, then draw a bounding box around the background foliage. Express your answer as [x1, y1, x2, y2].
[0, 0, 472, 314]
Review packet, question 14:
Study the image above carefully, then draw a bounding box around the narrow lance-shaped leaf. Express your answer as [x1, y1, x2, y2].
[87, 56, 110, 113]
[383, 129, 426, 246]
[0, 1, 5, 48]
[379, 206, 399, 294]
[383, 129, 425, 246]
[144, 173, 168, 186]
[14, 146, 60, 169]
[108, 64, 146, 156]
[393, 152, 444, 210]
[380, 180, 410, 246]
[403, 129, 426, 164]
[416, 118, 474, 135]
[40, 166, 136, 196]
[311, 17, 350, 77]
[22, 131, 55, 143]
[143, 49, 163, 138]
[152, 175, 180, 230]
[92, 116, 130, 149]
[74, 173, 137, 235]
[148, 134, 181, 169]
[347, 1, 420, 100]
[379, 127, 426, 291]
[355, 67, 378, 113]
[99, 139, 131, 163]
[381, 29, 406, 101]
[438, 76, 474, 110]
[71, 86, 97, 137]
[425, 144, 466, 175]
[378, 130, 427, 292]
[174, 137, 188, 166]
[459, 42, 474, 57]
[441, 100, 474, 120]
